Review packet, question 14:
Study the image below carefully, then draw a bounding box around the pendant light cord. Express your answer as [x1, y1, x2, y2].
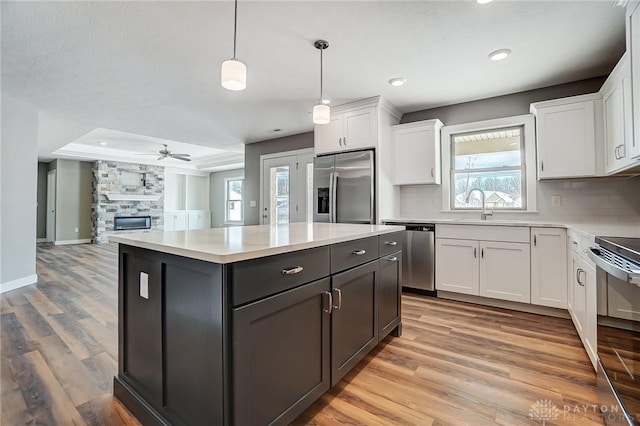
[320, 47, 323, 101]
[233, 0, 238, 59]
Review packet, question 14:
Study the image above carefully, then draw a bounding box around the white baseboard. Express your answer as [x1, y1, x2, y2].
[1, 274, 38, 294]
[36, 238, 48, 243]
[54, 239, 92, 246]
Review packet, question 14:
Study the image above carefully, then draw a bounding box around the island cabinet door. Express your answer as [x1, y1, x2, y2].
[378, 251, 402, 341]
[233, 278, 331, 426]
[331, 260, 379, 386]
[120, 249, 164, 407]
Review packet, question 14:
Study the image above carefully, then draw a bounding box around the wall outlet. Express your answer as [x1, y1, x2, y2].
[140, 272, 149, 299]
[551, 195, 562, 207]
[250, 200, 257, 207]
[74, 227, 79, 233]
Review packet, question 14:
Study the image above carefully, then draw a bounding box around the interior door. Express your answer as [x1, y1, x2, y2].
[262, 151, 315, 225]
[46, 170, 56, 242]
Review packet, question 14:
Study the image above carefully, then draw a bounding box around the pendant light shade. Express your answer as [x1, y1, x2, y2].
[313, 103, 330, 125]
[313, 40, 330, 125]
[221, 59, 246, 91]
[221, 0, 246, 91]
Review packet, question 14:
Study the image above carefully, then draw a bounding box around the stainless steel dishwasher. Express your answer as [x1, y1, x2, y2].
[386, 222, 435, 292]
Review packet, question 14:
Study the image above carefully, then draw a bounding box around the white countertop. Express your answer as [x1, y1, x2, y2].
[109, 223, 404, 264]
[383, 218, 640, 238]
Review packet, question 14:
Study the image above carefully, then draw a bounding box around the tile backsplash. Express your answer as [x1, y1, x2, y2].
[399, 176, 640, 224]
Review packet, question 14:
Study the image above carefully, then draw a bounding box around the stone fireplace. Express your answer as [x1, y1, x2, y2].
[92, 160, 164, 244]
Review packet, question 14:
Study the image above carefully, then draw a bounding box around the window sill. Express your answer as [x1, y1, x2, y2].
[224, 222, 244, 226]
[440, 209, 540, 214]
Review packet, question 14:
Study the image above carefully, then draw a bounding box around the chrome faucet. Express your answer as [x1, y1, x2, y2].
[465, 188, 493, 220]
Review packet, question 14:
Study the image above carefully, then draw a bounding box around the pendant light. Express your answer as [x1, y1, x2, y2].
[313, 40, 330, 125]
[221, 0, 246, 91]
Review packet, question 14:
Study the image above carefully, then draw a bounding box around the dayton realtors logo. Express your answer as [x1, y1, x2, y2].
[529, 399, 559, 424]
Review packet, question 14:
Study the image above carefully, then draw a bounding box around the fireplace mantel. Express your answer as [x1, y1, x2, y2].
[104, 193, 161, 201]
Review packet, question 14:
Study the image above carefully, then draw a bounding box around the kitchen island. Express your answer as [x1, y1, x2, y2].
[109, 222, 404, 426]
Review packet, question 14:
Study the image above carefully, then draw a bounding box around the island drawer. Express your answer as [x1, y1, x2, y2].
[379, 232, 403, 257]
[230, 246, 330, 306]
[331, 236, 378, 273]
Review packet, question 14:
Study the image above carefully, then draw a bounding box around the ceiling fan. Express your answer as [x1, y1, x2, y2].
[139, 144, 191, 162]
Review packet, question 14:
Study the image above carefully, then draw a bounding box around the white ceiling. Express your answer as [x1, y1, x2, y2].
[1, 1, 626, 160]
[53, 128, 245, 172]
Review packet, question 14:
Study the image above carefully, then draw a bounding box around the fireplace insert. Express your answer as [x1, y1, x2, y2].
[114, 216, 151, 231]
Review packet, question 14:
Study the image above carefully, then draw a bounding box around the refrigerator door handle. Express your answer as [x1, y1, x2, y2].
[331, 172, 339, 223]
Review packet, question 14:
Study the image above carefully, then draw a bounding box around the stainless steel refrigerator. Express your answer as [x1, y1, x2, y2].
[313, 150, 375, 224]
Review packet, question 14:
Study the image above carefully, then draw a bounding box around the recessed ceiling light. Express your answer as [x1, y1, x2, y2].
[271, 128, 282, 133]
[477, 0, 494, 4]
[488, 48, 511, 61]
[388, 78, 406, 87]
[98, 141, 108, 146]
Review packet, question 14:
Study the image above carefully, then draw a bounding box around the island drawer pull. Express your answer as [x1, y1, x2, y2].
[352, 249, 366, 255]
[281, 266, 304, 275]
[384, 241, 398, 246]
[386, 256, 398, 262]
[324, 291, 333, 314]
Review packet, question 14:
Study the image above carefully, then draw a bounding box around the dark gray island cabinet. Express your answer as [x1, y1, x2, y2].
[111, 225, 403, 426]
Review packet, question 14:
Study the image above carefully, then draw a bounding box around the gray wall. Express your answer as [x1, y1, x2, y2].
[53, 159, 93, 241]
[36, 162, 49, 239]
[401, 77, 606, 125]
[1, 95, 38, 287]
[243, 132, 314, 225]
[210, 168, 245, 227]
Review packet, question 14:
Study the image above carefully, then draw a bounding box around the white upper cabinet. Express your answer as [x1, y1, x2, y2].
[390, 119, 443, 185]
[601, 53, 636, 174]
[530, 94, 602, 179]
[530, 227, 567, 309]
[627, 2, 640, 159]
[314, 103, 377, 155]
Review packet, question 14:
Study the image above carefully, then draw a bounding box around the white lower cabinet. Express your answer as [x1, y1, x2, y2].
[479, 241, 530, 303]
[165, 211, 188, 231]
[188, 210, 211, 230]
[530, 227, 568, 308]
[435, 238, 479, 295]
[436, 233, 530, 303]
[568, 250, 597, 369]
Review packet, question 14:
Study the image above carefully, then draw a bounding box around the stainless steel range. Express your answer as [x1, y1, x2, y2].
[589, 237, 640, 425]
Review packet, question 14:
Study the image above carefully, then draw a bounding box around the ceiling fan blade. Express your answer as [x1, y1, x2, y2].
[136, 153, 158, 156]
[157, 156, 166, 161]
[172, 156, 191, 162]
[169, 153, 190, 157]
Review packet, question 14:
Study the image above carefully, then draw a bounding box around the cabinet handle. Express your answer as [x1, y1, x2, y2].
[618, 144, 625, 159]
[474, 247, 477, 258]
[430, 168, 434, 177]
[281, 266, 304, 275]
[343, 137, 347, 146]
[615, 146, 620, 159]
[333, 288, 342, 310]
[384, 241, 398, 246]
[576, 268, 586, 286]
[386, 256, 398, 262]
[352, 249, 366, 255]
[339, 137, 342, 147]
[579, 269, 586, 286]
[533, 235, 537, 246]
[481, 248, 484, 258]
[324, 291, 333, 314]
[541, 161, 544, 172]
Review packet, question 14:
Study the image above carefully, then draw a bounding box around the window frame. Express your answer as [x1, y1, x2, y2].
[224, 176, 244, 225]
[450, 126, 526, 211]
[441, 114, 537, 213]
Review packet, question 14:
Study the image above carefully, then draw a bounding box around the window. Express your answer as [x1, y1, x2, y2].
[441, 114, 537, 212]
[452, 127, 525, 210]
[225, 177, 243, 224]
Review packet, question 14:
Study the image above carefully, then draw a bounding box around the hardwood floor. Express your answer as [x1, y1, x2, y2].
[1, 243, 603, 425]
